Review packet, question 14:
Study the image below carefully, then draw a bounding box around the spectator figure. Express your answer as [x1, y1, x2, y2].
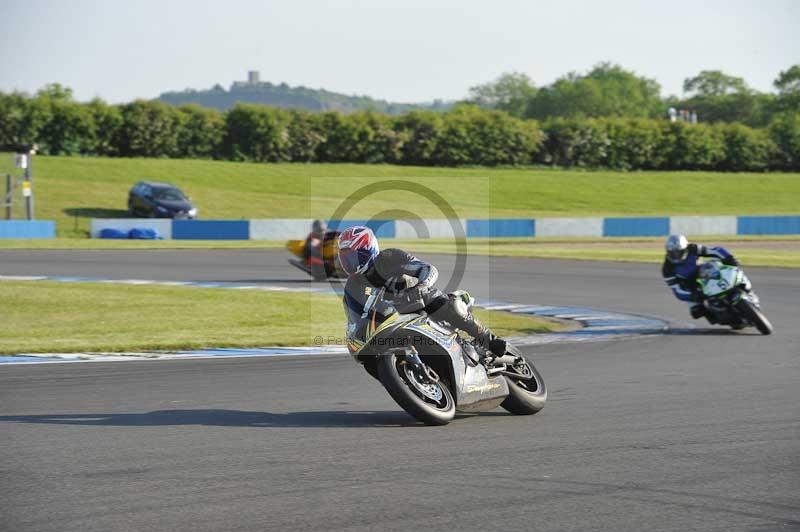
[668, 107, 677, 122]
[690, 110, 698, 124]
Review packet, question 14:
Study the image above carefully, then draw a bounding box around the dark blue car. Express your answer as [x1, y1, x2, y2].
[128, 181, 198, 219]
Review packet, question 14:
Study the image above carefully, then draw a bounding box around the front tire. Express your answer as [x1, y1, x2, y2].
[736, 299, 773, 335]
[377, 353, 455, 426]
[500, 354, 547, 415]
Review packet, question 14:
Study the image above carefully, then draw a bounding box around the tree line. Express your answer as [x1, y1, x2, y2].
[468, 63, 800, 128]
[159, 80, 451, 115]
[0, 81, 798, 171]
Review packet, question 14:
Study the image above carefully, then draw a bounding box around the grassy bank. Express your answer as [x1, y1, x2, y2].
[1, 154, 799, 237]
[0, 280, 562, 354]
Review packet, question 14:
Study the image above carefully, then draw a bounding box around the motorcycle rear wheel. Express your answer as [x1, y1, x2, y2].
[377, 353, 455, 426]
[500, 354, 547, 415]
[736, 299, 773, 335]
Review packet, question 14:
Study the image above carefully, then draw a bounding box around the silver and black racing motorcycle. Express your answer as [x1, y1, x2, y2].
[696, 259, 773, 335]
[348, 289, 546, 425]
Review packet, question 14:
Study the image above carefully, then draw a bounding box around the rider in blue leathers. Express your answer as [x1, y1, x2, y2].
[662, 234, 740, 322]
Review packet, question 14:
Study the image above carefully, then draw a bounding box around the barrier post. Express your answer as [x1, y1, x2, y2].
[24, 154, 33, 220]
[15, 147, 35, 220]
[4, 174, 11, 220]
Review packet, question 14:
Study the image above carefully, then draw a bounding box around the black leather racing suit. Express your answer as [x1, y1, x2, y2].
[342, 248, 506, 355]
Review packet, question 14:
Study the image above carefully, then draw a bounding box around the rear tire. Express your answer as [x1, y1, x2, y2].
[736, 299, 773, 335]
[377, 353, 455, 426]
[500, 354, 547, 415]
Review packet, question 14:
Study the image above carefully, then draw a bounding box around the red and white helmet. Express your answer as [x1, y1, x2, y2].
[337, 226, 379, 275]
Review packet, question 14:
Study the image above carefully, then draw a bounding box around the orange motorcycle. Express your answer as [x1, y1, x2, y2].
[286, 230, 348, 281]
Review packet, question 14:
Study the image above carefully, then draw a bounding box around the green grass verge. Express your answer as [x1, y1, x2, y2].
[1, 154, 798, 237]
[472, 308, 566, 339]
[0, 280, 562, 354]
[391, 237, 800, 268]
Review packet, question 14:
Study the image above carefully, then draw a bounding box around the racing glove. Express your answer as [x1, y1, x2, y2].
[391, 285, 427, 314]
[723, 256, 740, 267]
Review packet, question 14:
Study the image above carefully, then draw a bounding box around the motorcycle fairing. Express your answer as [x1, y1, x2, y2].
[698, 264, 744, 298]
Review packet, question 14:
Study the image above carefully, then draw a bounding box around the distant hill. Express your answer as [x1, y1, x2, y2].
[158, 77, 453, 115]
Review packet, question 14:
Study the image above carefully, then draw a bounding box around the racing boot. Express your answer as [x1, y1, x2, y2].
[691, 304, 718, 324]
[690, 304, 707, 320]
[476, 331, 508, 358]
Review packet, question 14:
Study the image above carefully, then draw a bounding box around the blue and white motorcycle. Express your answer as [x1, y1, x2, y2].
[696, 260, 773, 335]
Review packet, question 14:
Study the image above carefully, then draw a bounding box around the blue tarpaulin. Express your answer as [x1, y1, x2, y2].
[128, 227, 162, 240]
[99, 228, 128, 239]
[99, 227, 162, 239]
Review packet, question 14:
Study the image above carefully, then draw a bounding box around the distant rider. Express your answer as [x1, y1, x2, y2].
[337, 225, 507, 357]
[303, 219, 328, 276]
[662, 234, 740, 321]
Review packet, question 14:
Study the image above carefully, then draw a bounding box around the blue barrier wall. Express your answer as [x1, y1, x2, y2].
[327, 219, 395, 238]
[172, 220, 250, 240]
[0, 220, 56, 239]
[89, 216, 800, 239]
[466, 219, 535, 238]
[603, 217, 670, 237]
[737, 216, 800, 235]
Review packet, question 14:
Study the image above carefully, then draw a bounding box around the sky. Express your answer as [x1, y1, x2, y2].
[0, 0, 798, 104]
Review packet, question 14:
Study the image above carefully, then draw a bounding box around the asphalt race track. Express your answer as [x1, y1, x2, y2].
[1, 249, 799, 532]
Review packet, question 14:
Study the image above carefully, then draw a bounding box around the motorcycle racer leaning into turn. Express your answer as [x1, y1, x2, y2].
[301, 219, 328, 279]
[338, 225, 508, 357]
[662, 234, 741, 322]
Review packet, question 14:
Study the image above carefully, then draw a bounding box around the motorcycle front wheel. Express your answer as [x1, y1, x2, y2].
[736, 299, 773, 335]
[377, 353, 455, 426]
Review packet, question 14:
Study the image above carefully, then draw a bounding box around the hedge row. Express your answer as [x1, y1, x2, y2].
[1, 92, 798, 170]
[223, 104, 543, 166]
[542, 117, 795, 171]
